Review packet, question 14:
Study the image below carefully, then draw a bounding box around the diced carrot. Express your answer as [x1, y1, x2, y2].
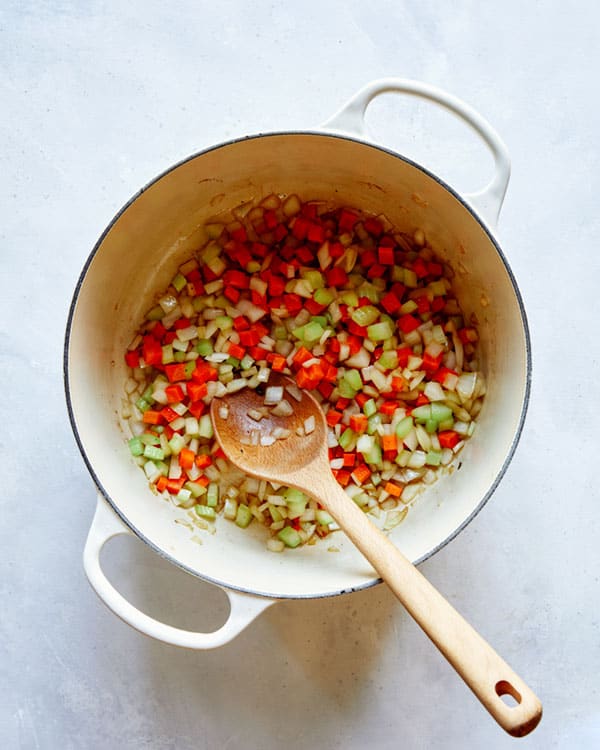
[195, 454, 212, 469]
[165, 384, 185, 403]
[187, 381, 208, 402]
[335, 469, 351, 487]
[326, 409, 343, 426]
[161, 406, 180, 423]
[188, 401, 206, 418]
[142, 410, 162, 425]
[155, 476, 169, 492]
[438, 430, 460, 449]
[166, 477, 185, 494]
[384, 482, 403, 497]
[391, 376, 406, 392]
[379, 401, 398, 416]
[351, 464, 371, 485]
[343, 452, 356, 467]
[350, 414, 368, 433]
[228, 342, 246, 360]
[179, 448, 195, 470]
[381, 434, 398, 452]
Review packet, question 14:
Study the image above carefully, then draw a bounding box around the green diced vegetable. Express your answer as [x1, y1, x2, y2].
[198, 414, 213, 439]
[128, 437, 143, 456]
[339, 428, 356, 451]
[367, 319, 394, 342]
[143, 445, 164, 461]
[363, 398, 377, 417]
[277, 526, 301, 548]
[351, 305, 379, 327]
[196, 339, 213, 356]
[235, 504, 253, 528]
[206, 482, 219, 507]
[395, 416, 414, 439]
[171, 273, 187, 292]
[195, 504, 216, 520]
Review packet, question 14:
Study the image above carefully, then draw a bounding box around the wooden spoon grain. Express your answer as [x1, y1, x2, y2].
[210, 374, 542, 737]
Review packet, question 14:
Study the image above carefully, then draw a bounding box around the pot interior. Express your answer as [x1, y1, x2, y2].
[66, 133, 529, 598]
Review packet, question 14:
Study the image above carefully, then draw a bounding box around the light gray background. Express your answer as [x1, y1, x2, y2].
[2, 1, 598, 748]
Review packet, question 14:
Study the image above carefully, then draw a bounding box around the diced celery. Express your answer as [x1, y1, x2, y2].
[215, 315, 233, 330]
[352, 492, 370, 508]
[363, 398, 377, 417]
[395, 416, 414, 439]
[367, 413, 382, 435]
[377, 350, 398, 370]
[226, 357, 240, 368]
[438, 417, 455, 432]
[272, 325, 288, 340]
[240, 354, 254, 370]
[135, 397, 150, 413]
[315, 509, 334, 526]
[206, 482, 219, 507]
[184, 481, 207, 498]
[339, 428, 356, 451]
[430, 403, 453, 422]
[425, 418, 438, 434]
[301, 269, 325, 289]
[277, 526, 301, 548]
[174, 351, 186, 363]
[367, 320, 394, 342]
[426, 450, 443, 466]
[429, 280, 446, 297]
[314, 288, 335, 306]
[337, 379, 357, 399]
[400, 300, 418, 314]
[235, 504, 253, 528]
[404, 268, 418, 288]
[146, 305, 165, 321]
[195, 504, 216, 520]
[140, 432, 160, 446]
[143, 445, 164, 461]
[292, 324, 306, 340]
[171, 273, 187, 292]
[168, 433, 185, 454]
[344, 369, 362, 391]
[269, 505, 283, 523]
[205, 223, 223, 239]
[340, 290, 359, 307]
[351, 305, 379, 327]
[161, 344, 174, 364]
[198, 414, 213, 439]
[365, 442, 382, 465]
[284, 488, 307, 518]
[196, 339, 213, 356]
[176, 488, 192, 504]
[304, 320, 325, 344]
[128, 437, 143, 456]
[358, 282, 380, 303]
[411, 405, 432, 421]
[142, 385, 155, 402]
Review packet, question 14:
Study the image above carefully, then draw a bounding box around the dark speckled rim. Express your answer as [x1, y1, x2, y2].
[64, 130, 531, 600]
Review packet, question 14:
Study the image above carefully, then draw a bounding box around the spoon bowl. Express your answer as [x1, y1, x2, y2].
[211, 375, 542, 738]
[211, 373, 328, 481]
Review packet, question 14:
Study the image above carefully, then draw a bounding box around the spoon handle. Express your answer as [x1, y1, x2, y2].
[299, 468, 542, 737]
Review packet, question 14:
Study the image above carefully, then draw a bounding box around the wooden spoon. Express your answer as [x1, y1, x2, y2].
[211, 374, 542, 736]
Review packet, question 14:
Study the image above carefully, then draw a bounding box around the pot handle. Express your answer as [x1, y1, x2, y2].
[83, 495, 274, 649]
[321, 78, 511, 228]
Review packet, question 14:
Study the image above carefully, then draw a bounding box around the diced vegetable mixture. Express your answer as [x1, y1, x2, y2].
[122, 195, 485, 551]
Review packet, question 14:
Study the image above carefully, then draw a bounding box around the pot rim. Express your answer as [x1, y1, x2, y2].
[64, 129, 532, 600]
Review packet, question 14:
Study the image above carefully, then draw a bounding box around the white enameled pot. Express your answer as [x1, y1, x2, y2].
[65, 79, 530, 649]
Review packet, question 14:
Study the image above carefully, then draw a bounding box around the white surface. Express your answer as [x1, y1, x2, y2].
[1, 1, 599, 748]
